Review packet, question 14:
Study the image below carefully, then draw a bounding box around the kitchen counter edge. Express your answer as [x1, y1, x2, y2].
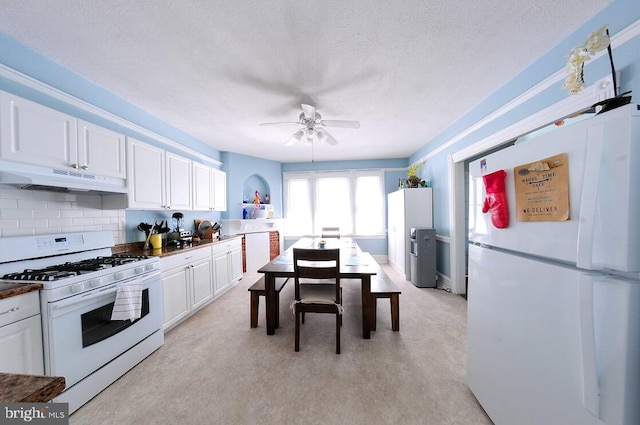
[0, 373, 65, 403]
[115, 235, 243, 259]
[0, 283, 42, 300]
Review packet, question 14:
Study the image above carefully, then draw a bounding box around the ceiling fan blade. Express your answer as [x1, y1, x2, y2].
[285, 129, 305, 146]
[259, 121, 300, 126]
[317, 128, 338, 145]
[320, 120, 360, 129]
[301, 104, 316, 120]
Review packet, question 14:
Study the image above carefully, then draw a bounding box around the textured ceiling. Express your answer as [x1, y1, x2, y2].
[0, 0, 610, 163]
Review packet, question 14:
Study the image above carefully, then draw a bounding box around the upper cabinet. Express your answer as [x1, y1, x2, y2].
[126, 138, 192, 210]
[0, 91, 125, 178]
[165, 152, 192, 210]
[77, 120, 126, 178]
[193, 162, 226, 212]
[212, 168, 227, 211]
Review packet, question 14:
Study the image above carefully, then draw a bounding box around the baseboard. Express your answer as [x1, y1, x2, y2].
[437, 272, 452, 293]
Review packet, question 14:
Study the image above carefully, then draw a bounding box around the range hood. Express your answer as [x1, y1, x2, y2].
[0, 160, 127, 194]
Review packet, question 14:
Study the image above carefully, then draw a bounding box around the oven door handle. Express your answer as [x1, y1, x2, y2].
[50, 277, 149, 315]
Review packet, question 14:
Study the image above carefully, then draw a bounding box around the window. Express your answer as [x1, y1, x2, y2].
[284, 170, 385, 237]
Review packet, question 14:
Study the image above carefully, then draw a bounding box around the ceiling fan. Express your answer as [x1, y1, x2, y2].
[260, 104, 360, 146]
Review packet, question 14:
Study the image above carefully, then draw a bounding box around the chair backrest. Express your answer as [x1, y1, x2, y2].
[321, 227, 340, 238]
[293, 248, 341, 303]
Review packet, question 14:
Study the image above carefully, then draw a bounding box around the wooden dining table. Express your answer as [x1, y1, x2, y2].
[257, 237, 378, 339]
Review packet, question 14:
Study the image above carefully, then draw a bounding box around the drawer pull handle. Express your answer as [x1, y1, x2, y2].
[0, 307, 19, 315]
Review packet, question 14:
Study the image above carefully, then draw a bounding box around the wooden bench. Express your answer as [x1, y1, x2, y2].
[370, 270, 401, 332]
[248, 277, 288, 328]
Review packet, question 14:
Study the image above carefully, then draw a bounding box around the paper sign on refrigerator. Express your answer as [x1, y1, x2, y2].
[514, 153, 570, 222]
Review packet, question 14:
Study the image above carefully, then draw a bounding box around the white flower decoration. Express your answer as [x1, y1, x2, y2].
[563, 25, 611, 95]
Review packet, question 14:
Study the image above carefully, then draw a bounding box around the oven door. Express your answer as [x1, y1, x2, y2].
[44, 271, 162, 387]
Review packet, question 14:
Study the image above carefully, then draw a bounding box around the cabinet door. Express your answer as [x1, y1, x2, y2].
[77, 119, 126, 178]
[0, 91, 77, 169]
[165, 152, 192, 210]
[0, 315, 44, 375]
[213, 250, 230, 294]
[190, 257, 213, 310]
[245, 232, 270, 273]
[212, 169, 227, 211]
[192, 163, 212, 211]
[161, 267, 190, 330]
[127, 138, 165, 209]
[229, 245, 243, 283]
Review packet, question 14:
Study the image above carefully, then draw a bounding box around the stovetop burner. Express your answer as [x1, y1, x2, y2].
[1, 254, 150, 281]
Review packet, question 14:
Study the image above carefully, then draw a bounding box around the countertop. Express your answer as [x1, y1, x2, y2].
[117, 235, 243, 259]
[0, 282, 42, 300]
[0, 373, 65, 402]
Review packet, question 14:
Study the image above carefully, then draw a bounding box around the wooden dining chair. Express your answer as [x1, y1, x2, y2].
[291, 248, 343, 354]
[321, 227, 340, 239]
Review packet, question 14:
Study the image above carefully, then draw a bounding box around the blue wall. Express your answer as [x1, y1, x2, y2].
[408, 0, 640, 276]
[0, 34, 220, 163]
[1, 0, 638, 268]
[222, 152, 284, 220]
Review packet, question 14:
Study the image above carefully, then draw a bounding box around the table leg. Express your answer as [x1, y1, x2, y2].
[361, 275, 371, 339]
[265, 273, 277, 335]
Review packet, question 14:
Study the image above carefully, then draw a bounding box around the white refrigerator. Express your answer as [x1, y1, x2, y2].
[466, 103, 640, 425]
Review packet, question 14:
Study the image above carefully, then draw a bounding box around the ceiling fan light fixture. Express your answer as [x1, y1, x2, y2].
[261, 104, 360, 148]
[317, 128, 338, 145]
[285, 129, 305, 146]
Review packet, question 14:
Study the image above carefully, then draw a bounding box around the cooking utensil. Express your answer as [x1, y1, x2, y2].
[194, 219, 215, 239]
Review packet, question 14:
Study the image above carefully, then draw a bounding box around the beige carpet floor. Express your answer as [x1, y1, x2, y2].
[70, 265, 492, 425]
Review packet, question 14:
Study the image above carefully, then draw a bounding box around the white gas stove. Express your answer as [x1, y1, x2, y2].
[0, 231, 163, 414]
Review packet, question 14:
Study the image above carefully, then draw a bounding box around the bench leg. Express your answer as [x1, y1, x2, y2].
[250, 292, 260, 328]
[390, 294, 399, 331]
[275, 292, 280, 328]
[371, 297, 377, 331]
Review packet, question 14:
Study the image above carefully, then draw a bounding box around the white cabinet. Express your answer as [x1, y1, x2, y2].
[165, 152, 192, 210]
[193, 162, 213, 211]
[160, 247, 213, 331]
[126, 138, 192, 210]
[77, 119, 126, 178]
[244, 232, 270, 273]
[0, 91, 125, 178]
[0, 291, 44, 375]
[211, 168, 227, 211]
[387, 188, 433, 280]
[193, 162, 227, 212]
[212, 238, 242, 295]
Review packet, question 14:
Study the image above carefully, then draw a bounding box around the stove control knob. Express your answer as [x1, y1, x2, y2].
[145, 263, 156, 272]
[114, 272, 125, 280]
[89, 278, 101, 288]
[70, 283, 85, 293]
[135, 266, 145, 274]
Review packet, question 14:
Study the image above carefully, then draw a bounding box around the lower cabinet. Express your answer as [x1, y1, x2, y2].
[160, 237, 243, 331]
[212, 238, 243, 295]
[160, 246, 213, 331]
[0, 291, 44, 375]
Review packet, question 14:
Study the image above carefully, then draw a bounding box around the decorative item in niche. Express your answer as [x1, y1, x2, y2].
[562, 24, 632, 113]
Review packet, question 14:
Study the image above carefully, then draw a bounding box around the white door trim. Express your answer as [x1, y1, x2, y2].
[448, 73, 618, 294]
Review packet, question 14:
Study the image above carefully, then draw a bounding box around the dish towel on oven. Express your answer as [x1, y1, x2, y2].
[111, 278, 143, 321]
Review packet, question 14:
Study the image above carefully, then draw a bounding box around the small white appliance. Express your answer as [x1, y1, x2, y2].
[0, 231, 163, 414]
[466, 104, 640, 425]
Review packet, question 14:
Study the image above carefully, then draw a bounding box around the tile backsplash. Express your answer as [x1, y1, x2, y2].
[0, 188, 125, 243]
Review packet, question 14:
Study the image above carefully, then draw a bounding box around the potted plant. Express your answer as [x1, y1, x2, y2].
[407, 162, 427, 188]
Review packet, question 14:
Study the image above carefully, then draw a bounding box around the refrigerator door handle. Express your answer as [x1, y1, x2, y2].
[576, 123, 605, 270]
[579, 274, 601, 418]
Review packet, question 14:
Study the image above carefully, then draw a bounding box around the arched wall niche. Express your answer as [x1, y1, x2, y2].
[243, 173, 271, 204]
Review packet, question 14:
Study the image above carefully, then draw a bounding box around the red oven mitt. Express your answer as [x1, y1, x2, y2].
[482, 170, 509, 229]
